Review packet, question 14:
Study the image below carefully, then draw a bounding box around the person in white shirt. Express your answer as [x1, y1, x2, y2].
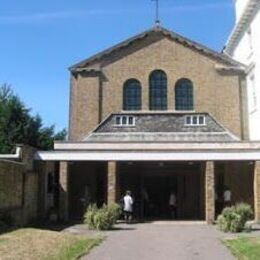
[123, 190, 134, 223]
[223, 186, 232, 207]
[169, 191, 177, 219]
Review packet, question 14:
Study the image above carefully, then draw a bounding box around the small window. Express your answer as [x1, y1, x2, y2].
[129, 116, 133, 125]
[122, 116, 127, 125]
[114, 116, 135, 126]
[116, 116, 121, 125]
[185, 115, 206, 126]
[199, 116, 205, 125]
[186, 116, 191, 125]
[192, 116, 197, 125]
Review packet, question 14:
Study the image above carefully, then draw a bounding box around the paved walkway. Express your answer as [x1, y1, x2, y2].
[79, 222, 236, 260]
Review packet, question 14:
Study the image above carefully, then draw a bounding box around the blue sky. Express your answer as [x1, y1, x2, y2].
[0, 0, 235, 131]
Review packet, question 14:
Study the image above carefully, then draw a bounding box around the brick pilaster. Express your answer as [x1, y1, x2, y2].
[254, 161, 260, 223]
[59, 161, 69, 221]
[107, 161, 117, 204]
[205, 161, 215, 224]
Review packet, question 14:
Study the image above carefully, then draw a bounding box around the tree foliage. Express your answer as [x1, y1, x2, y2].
[0, 84, 66, 153]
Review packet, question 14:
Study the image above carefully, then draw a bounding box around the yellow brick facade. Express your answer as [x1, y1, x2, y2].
[69, 32, 247, 141]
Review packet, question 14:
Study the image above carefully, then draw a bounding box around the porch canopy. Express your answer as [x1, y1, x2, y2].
[34, 141, 260, 161]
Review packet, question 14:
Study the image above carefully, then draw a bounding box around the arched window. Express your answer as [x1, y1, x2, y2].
[149, 70, 167, 110]
[175, 79, 194, 111]
[123, 79, 142, 110]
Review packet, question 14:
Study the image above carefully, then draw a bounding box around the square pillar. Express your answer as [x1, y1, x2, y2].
[254, 161, 260, 223]
[59, 161, 69, 221]
[107, 161, 117, 204]
[205, 161, 215, 224]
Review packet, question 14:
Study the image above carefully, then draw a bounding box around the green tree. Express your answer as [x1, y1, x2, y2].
[0, 84, 66, 153]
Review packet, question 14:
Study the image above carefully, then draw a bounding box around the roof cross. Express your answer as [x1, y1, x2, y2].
[152, 0, 160, 26]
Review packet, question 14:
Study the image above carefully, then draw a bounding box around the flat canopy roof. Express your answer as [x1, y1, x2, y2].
[34, 141, 260, 161]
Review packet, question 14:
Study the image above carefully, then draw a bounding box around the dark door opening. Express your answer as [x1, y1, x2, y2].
[142, 176, 177, 219]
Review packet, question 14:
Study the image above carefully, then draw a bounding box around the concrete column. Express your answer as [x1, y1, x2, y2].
[59, 161, 69, 221]
[205, 161, 215, 224]
[254, 161, 260, 223]
[107, 161, 117, 204]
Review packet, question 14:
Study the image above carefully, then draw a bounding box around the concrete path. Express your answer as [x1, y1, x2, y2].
[81, 222, 235, 260]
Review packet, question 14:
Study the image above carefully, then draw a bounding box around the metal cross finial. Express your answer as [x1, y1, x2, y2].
[152, 0, 160, 26]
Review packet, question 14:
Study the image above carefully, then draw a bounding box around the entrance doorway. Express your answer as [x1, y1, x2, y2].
[118, 162, 204, 221]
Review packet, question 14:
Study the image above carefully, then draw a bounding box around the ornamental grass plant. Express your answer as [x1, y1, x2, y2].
[84, 203, 121, 230]
[217, 203, 253, 233]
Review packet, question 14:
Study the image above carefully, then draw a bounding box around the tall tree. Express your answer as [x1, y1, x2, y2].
[0, 84, 66, 153]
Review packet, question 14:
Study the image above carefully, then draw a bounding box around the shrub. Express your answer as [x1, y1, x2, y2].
[106, 203, 121, 224]
[84, 204, 98, 230]
[217, 203, 253, 233]
[217, 215, 229, 232]
[84, 203, 120, 230]
[229, 213, 243, 233]
[235, 203, 253, 226]
[93, 207, 111, 230]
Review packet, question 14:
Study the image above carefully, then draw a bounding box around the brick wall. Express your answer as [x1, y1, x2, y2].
[0, 160, 24, 210]
[0, 146, 39, 226]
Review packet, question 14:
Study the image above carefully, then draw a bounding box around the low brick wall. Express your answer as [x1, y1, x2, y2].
[0, 147, 39, 226]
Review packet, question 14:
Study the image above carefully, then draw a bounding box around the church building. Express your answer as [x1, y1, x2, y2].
[35, 25, 260, 224]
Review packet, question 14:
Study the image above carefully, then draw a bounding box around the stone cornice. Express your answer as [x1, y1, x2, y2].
[225, 0, 260, 54]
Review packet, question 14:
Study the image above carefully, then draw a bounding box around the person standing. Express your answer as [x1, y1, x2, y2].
[169, 191, 177, 219]
[123, 190, 134, 223]
[223, 186, 232, 208]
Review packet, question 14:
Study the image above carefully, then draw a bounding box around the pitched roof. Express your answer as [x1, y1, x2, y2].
[83, 112, 239, 143]
[70, 25, 243, 71]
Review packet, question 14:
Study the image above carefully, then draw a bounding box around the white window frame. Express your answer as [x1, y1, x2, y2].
[185, 115, 206, 126]
[114, 116, 136, 127]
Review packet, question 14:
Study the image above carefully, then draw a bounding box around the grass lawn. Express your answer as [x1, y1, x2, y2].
[0, 228, 103, 260]
[224, 237, 260, 260]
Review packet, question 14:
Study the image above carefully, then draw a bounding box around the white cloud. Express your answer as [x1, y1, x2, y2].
[0, 2, 232, 24]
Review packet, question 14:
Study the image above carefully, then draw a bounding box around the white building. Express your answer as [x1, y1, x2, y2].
[225, 0, 260, 140]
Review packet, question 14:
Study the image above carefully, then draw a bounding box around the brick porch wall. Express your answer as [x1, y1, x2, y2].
[205, 161, 215, 224]
[0, 145, 38, 226]
[254, 161, 260, 223]
[107, 161, 117, 204]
